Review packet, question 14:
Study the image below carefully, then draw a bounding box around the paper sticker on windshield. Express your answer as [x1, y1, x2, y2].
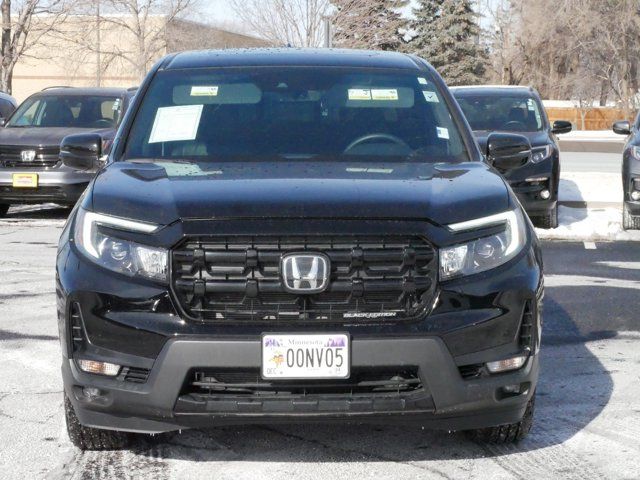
[148, 105, 203, 144]
[348, 89, 372, 101]
[527, 99, 535, 111]
[436, 127, 450, 140]
[112, 98, 121, 111]
[371, 89, 398, 101]
[418, 77, 428, 85]
[191, 86, 219, 97]
[422, 91, 439, 103]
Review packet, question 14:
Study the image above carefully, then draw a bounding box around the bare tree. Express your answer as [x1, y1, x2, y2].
[230, 0, 332, 47]
[69, 0, 196, 81]
[0, 0, 74, 93]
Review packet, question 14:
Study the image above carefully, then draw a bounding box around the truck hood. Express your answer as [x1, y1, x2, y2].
[0, 126, 111, 148]
[90, 159, 511, 226]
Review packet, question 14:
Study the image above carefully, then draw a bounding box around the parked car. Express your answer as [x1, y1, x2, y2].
[451, 86, 572, 228]
[0, 91, 18, 125]
[57, 49, 543, 450]
[0, 86, 136, 217]
[612, 118, 640, 229]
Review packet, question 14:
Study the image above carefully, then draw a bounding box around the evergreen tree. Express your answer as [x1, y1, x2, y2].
[332, 0, 409, 51]
[409, 0, 486, 85]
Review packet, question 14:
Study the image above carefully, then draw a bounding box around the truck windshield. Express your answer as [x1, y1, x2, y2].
[454, 94, 545, 133]
[123, 67, 469, 162]
[7, 95, 123, 129]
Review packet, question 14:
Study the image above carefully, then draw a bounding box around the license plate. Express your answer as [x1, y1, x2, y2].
[12, 173, 38, 188]
[262, 333, 350, 379]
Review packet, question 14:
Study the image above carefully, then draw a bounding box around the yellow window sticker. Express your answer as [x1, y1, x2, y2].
[348, 89, 372, 101]
[371, 89, 398, 101]
[191, 86, 219, 97]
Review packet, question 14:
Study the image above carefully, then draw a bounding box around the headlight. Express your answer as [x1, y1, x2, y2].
[530, 145, 552, 163]
[630, 146, 640, 160]
[440, 209, 527, 280]
[74, 207, 167, 282]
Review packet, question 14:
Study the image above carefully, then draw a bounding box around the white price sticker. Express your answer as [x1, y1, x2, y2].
[148, 105, 203, 144]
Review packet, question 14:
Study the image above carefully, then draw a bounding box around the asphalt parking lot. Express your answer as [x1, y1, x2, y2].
[0, 205, 638, 480]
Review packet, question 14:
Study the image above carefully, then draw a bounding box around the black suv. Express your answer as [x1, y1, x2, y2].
[452, 86, 572, 228]
[57, 49, 542, 450]
[0, 87, 135, 216]
[612, 117, 640, 229]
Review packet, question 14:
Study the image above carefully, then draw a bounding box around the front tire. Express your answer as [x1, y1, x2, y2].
[533, 205, 558, 229]
[468, 392, 535, 443]
[0, 204, 9, 217]
[65, 394, 131, 450]
[622, 203, 640, 230]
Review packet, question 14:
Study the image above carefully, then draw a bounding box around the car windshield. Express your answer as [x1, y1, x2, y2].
[455, 93, 545, 132]
[7, 94, 123, 128]
[123, 67, 469, 162]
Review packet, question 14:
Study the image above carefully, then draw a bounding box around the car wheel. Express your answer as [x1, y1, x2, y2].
[533, 205, 558, 229]
[0, 204, 9, 217]
[622, 203, 640, 230]
[467, 392, 535, 444]
[64, 394, 131, 451]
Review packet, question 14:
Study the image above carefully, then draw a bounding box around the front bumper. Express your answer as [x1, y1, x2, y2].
[0, 167, 93, 205]
[504, 156, 558, 216]
[64, 336, 538, 433]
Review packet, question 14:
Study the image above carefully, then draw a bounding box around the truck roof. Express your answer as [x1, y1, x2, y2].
[163, 48, 425, 71]
[450, 85, 537, 96]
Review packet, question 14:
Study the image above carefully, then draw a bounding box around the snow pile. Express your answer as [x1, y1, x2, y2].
[535, 172, 640, 241]
[558, 172, 621, 203]
[535, 206, 640, 241]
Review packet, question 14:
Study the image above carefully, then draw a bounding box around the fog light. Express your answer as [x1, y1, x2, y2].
[502, 384, 520, 394]
[486, 355, 527, 374]
[631, 190, 640, 201]
[82, 387, 102, 399]
[540, 189, 551, 200]
[77, 359, 120, 376]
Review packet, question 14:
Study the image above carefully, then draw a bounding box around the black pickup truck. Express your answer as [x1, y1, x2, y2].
[56, 49, 543, 450]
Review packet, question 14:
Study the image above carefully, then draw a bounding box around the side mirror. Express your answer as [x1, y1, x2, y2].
[551, 120, 572, 135]
[60, 133, 102, 170]
[612, 120, 631, 135]
[487, 132, 531, 172]
[0, 117, 5, 127]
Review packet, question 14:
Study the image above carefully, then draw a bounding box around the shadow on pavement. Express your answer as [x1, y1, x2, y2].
[557, 178, 588, 223]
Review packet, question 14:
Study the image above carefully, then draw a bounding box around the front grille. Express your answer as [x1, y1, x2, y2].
[0, 145, 59, 168]
[171, 236, 438, 323]
[175, 366, 434, 414]
[185, 367, 423, 396]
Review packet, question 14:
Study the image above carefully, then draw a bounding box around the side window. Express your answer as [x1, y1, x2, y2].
[100, 98, 122, 123]
[14, 99, 41, 126]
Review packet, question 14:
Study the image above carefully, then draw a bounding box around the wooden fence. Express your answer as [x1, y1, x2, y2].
[545, 107, 636, 131]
